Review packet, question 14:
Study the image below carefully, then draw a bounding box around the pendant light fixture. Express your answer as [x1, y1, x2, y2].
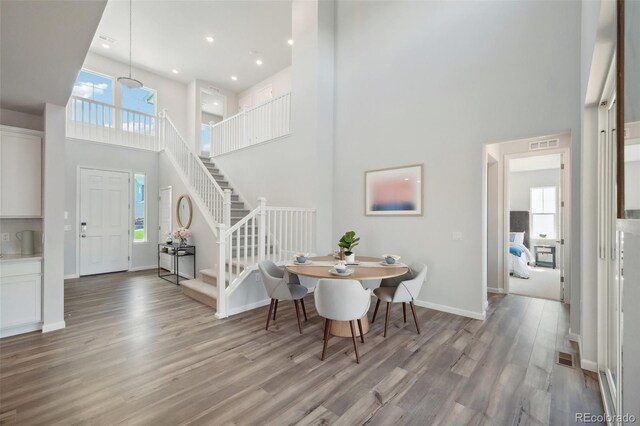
[117, 0, 143, 89]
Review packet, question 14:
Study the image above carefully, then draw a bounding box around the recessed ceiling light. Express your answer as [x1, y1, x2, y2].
[231, 76, 238, 81]
[102, 43, 110, 49]
[213, 102, 219, 106]
[206, 36, 214, 43]
[172, 69, 179, 74]
[288, 39, 294, 46]
[256, 59, 263, 66]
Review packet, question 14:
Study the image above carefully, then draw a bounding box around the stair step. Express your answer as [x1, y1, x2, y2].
[181, 278, 217, 309]
[231, 201, 245, 209]
[210, 173, 225, 180]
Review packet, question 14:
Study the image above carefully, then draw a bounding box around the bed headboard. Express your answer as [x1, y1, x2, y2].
[510, 211, 530, 248]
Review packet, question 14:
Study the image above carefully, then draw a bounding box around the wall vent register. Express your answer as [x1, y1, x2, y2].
[529, 139, 559, 151]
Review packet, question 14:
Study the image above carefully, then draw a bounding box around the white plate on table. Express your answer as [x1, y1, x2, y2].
[293, 260, 313, 265]
[329, 268, 353, 276]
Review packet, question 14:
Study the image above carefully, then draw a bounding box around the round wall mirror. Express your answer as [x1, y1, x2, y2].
[176, 195, 193, 229]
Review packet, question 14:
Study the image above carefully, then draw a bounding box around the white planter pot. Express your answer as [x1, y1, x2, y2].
[345, 253, 356, 264]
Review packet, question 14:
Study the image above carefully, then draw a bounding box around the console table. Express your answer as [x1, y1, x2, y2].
[158, 244, 196, 285]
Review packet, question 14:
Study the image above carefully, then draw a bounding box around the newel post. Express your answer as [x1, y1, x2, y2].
[223, 189, 232, 228]
[216, 223, 228, 319]
[258, 197, 267, 262]
[159, 108, 167, 150]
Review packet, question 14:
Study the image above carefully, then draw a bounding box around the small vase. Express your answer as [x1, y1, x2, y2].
[339, 247, 345, 261]
[345, 253, 355, 264]
[180, 239, 188, 247]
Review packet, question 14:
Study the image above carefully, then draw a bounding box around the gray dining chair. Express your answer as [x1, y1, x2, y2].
[258, 260, 308, 333]
[372, 262, 427, 337]
[314, 279, 371, 363]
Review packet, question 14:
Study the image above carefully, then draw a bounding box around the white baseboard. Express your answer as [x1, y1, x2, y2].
[222, 298, 272, 318]
[64, 274, 80, 279]
[581, 358, 598, 372]
[129, 265, 157, 272]
[483, 300, 489, 312]
[42, 321, 66, 333]
[413, 299, 486, 321]
[487, 287, 506, 294]
[0, 322, 42, 338]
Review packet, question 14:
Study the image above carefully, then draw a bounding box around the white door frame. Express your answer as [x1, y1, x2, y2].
[75, 166, 132, 277]
[159, 186, 173, 272]
[501, 146, 571, 301]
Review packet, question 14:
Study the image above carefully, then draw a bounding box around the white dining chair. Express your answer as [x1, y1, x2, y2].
[372, 262, 428, 337]
[258, 260, 308, 334]
[314, 279, 371, 363]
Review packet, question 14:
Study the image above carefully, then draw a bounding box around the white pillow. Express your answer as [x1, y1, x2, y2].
[509, 232, 525, 245]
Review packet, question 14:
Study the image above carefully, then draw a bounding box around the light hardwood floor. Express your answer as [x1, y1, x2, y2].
[0, 271, 603, 425]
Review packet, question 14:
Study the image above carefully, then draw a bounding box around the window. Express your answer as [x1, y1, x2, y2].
[200, 123, 211, 155]
[71, 69, 115, 126]
[121, 86, 156, 135]
[531, 187, 556, 239]
[134, 174, 146, 242]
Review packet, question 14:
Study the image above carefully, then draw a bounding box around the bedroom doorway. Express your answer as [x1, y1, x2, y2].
[506, 153, 565, 301]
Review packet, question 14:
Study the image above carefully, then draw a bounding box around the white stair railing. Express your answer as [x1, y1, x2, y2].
[210, 92, 291, 157]
[217, 198, 316, 318]
[66, 96, 159, 150]
[160, 111, 229, 229]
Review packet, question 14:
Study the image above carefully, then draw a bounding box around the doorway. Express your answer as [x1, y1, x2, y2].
[506, 153, 565, 301]
[199, 90, 226, 156]
[79, 168, 130, 276]
[158, 186, 172, 272]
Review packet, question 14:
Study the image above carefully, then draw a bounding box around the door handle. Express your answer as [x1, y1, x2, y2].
[81, 222, 87, 238]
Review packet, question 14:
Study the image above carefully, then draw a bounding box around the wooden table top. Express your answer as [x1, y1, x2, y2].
[285, 256, 409, 280]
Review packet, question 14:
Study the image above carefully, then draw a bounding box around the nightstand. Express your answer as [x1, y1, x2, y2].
[534, 245, 556, 268]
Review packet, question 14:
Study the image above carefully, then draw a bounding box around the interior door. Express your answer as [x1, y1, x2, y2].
[159, 187, 173, 271]
[79, 168, 130, 276]
[558, 153, 566, 302]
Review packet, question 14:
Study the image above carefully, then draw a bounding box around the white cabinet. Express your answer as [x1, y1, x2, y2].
[0, 126, 42, 217]
[0, 259, 42, 337]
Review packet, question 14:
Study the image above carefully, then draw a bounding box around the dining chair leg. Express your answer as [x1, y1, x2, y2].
[357, 318, 365, 343]
[273, 299, 279, 320]
[321, 319, 331, 361]
[410, 301, 421, 334]
[300, 298, 308, 321]
[293, 300, 303, 334]
[384, 302, 391, 338]
[349, 320, 360, 363]
[403, 303, 407, 323]
[372, 299, 381, 323]
[265, 299, 274, 330]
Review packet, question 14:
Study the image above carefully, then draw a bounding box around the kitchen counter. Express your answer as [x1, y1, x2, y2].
[0, 253, 43, 263]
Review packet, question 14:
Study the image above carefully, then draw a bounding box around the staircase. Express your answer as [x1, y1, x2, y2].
[180, 157, 251, 309]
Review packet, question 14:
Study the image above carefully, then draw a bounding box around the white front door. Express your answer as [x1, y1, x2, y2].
[159, 187, 173, 271]
[79, 168, 130, 276]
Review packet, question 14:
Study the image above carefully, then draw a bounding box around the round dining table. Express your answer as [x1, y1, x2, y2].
[285, 256, 409, 337]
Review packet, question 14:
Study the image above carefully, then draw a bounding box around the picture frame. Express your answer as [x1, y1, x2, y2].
[365, 164, 423, 216]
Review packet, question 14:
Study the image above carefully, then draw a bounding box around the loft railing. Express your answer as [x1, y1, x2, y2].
[66, 96, 159, 151]
[209, 92, 291, 157]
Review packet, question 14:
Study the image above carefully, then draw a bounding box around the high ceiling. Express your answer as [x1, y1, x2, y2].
[0, 0, 108, 114]
[91, 0, 292, 93]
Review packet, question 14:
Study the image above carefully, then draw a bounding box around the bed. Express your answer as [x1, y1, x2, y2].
[509, 211, 534, 279]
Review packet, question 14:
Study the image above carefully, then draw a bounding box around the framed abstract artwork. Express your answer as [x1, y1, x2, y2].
[365, 164, 423, 216]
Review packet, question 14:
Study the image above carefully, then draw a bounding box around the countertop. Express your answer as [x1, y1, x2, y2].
[0, 253, 43, 263]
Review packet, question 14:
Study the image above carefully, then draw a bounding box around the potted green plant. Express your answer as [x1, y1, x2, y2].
[338, 231, 360, 264]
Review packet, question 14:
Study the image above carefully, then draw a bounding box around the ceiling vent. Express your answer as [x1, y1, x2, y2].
[529, 138, 559, 151]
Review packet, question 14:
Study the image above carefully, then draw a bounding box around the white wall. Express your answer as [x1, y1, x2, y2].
[238, 66, 292, 108]
[63, 140, 160, 277]
[189, 80, 238, 152]
[42, 104, 66, 332]
[0, 108, 43, 131]
[333, 1, 581, 319]
[214, 1, 335, 254]
[509, 169, 561, 211]
[82, 52, 190, 137]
